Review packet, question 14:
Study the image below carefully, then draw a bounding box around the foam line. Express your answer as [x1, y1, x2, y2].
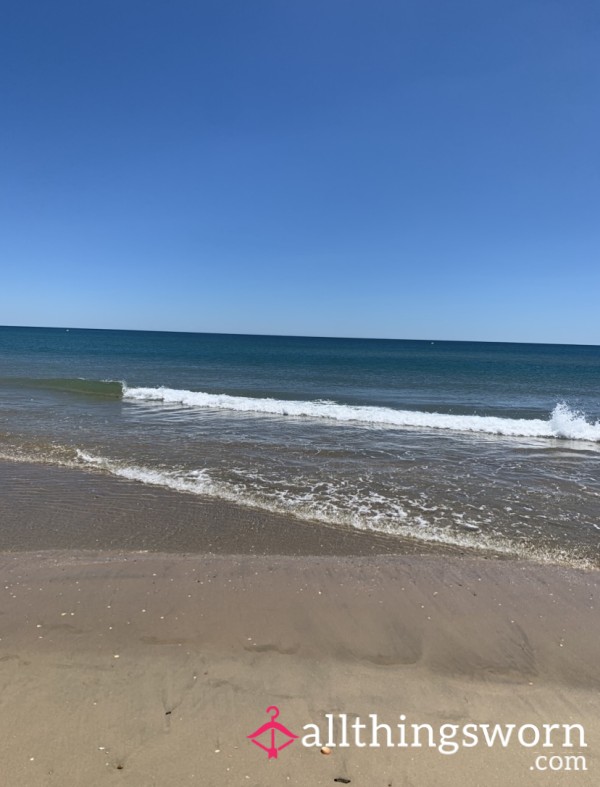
[123, 387, 600, 442]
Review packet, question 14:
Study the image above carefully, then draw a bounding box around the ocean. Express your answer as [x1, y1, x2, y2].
[1, 326, 599, 566]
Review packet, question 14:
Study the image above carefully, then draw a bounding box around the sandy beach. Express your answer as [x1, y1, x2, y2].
[0, 463, 598, 786]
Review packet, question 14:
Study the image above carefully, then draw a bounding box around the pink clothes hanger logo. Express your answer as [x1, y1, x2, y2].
[247, 706, 299, 759]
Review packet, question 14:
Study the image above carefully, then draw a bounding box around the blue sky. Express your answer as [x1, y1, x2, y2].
[1, 0, 598, 343]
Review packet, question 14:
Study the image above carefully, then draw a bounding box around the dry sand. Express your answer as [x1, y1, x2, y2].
[0, 549, 598, 786]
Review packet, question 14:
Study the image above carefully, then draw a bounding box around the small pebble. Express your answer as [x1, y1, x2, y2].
[320, 746, 331, 755]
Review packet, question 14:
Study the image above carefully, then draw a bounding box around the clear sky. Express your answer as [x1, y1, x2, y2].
[1, 1, 598, 343]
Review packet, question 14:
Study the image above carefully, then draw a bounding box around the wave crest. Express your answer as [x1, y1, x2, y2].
[123, 386, 600, 442]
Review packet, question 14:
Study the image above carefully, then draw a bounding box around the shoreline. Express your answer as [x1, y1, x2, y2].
[0, 458, 513, 561]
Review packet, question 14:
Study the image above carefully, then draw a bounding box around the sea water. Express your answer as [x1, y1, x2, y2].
[1, 326, 598, 566]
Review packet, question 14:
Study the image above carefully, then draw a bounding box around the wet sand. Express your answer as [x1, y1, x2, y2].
[0, 461, 598, 785]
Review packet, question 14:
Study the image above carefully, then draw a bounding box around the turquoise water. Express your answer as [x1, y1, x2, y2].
[1, 326, 599, 565]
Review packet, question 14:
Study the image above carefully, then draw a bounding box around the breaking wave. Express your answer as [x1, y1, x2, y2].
[4, 376, 599, 442]
[123, 386, 600, 442]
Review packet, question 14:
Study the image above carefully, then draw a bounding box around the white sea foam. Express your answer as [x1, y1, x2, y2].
[75, 450, 213, 494]
[71, 450, 597, 569]
[122, 387, 600, 442]
[73, 450, 510, 555]
[0, 445, 592, 568]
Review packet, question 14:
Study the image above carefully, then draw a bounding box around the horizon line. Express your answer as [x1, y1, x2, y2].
[1, 324, 598, 349]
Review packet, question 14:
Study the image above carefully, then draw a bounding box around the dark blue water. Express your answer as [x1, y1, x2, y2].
[2, 326, 599, 417]
[1, 326, 599, 565]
